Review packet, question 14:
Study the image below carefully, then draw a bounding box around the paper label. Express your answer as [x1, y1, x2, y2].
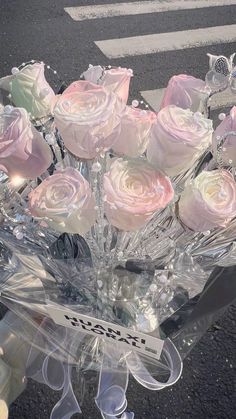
[47, 305, 164, 360]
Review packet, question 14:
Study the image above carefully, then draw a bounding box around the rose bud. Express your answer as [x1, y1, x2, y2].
[103, 158, 174, 231]
[147, 105, 212, 177]
[178, 169, 236, 232]
[28, 167, 96, 235]
[0, 62, 55, 119]
[160, 74, 209, 113]
[0, 107, 52, 179]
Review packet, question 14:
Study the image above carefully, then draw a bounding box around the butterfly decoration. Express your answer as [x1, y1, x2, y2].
[205, 53, 236, 93]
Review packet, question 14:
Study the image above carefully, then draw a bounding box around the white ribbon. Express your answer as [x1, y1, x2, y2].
[26, 320, 182, 419]
[126, 338, 182, 391]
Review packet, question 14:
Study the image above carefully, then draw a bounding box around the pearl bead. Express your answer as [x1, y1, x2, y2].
[13, 226, 21, 235]
[11, 67, 19, 75]
[45, 134, 55, 145]
[132, 99, 139, 108]
[16, 232, 24, 240]
[91, 162, 102, 173]
[218, 113, 226, 121]
[149, 284, 158, 292]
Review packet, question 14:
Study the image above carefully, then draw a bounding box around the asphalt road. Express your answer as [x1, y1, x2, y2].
[0, 0, 236, 418]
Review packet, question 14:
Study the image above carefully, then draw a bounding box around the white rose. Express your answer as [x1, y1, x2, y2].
[103, 158, 174, 231]
[28, 168, 96, 234]
[147, 105, 212, 177]
[0, 63, 55, 119]
[179, 169, 236, 232]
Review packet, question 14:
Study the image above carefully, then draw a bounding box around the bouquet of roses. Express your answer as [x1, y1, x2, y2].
[0, 53, 236, 419]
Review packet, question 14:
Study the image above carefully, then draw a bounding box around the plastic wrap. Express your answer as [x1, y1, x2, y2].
[0, 54, 236, 418]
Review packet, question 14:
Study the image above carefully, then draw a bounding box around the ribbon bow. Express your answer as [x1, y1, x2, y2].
[206, 53, 236, 93]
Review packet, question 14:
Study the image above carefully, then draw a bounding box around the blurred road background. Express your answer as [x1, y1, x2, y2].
[0, 0, 236, 417]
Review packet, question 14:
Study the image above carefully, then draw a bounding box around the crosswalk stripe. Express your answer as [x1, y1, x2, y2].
[95, 24, 236, 58]
[140, 87, 236, 112]
[140, 88, 165, 112]
[65, 0, 236, 21]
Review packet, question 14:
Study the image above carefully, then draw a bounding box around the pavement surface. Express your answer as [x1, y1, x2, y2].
[0, 0, 236, 418]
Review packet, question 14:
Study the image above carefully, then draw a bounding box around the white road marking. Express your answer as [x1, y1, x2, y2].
[95, 24, 236, 58]
[65, 0, 236, 21]
[140, 88, 165, 112]
[140, 87, 236, 111]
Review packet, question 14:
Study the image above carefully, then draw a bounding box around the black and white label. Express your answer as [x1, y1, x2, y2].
[47, 305, 164, 360]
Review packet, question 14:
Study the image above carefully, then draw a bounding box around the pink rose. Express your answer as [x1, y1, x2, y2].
[179, 170, 236, 232]
[212, 106, 236, 166]
[112, 106, 156, 157]
[161, 74, 209, 113]
[0, 63, 55, 119]
[103, 158, 174, 231]
[147, 105, 212, 177]
[82, 65, 133, 103]
[28, 167, 96, 234]
[53, 81, 125, 159]
[0, 107, 52, 179]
